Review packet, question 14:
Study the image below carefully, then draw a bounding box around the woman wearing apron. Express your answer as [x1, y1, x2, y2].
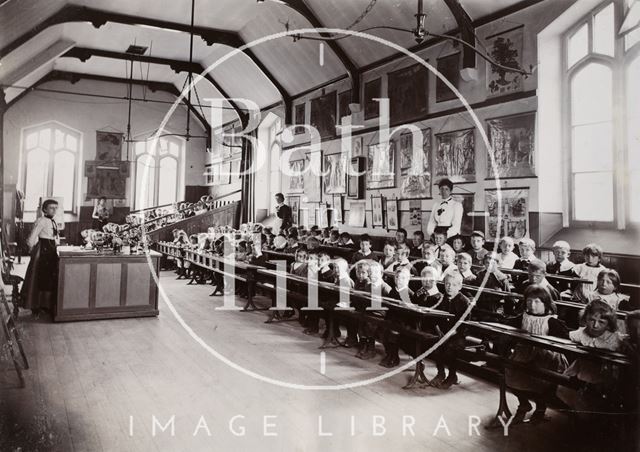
[21, 199, 60, 317]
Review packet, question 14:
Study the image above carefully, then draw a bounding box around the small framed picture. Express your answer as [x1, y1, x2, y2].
[371, 195, 384, 228]
[287, 196, 300, 226]
[347, 156, 365, 199]
[353, 136, 364, 157]
[332, 194, 343, 225]
[385, 197, 399, 230]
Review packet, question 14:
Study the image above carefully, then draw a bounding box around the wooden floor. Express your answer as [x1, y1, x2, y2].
[0, 265, 633, 452]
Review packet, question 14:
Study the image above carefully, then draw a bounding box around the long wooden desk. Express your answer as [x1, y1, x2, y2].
[55, 246, 161, 322]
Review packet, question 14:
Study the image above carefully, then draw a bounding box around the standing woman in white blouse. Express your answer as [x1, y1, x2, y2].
[20, 199, 60, 317]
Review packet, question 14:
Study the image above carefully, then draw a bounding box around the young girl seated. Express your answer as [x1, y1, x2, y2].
[326, 229, 340, 246]
[290, 247, 308, 277]
[588, 269, 628, 311]
[506, 285, 569, 424]
[556, 300, 624, 415]
[337, 232, 356, 248]
[497, 236, 519, 269]
[450, 234, 467, 253]
[572, 243, 607, 302]
[378, 242, 397, 272]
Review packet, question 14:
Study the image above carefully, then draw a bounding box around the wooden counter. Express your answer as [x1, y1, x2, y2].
[55, 246, 161, 322]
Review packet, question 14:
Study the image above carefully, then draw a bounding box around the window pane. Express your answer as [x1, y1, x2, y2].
[38, 128, 51, 149]
[625, 27, 640, 51]
[574, 172, 614, 221]
[630, 170, 640, 222]
[628, 56, 640, 171]
[571, 122, 614, 172]
[158, 157, 177, 206]
[136, 155, 156, 209]
[24, 149, 49, 211]
[25, 132, 38, 150]
[594, 3, 615, 56]
[52, 151, 75, 209]
[568, 23, 589, 67]
[65, 134, 78, 151]
[54, 130, 65, 150]
[571, 63, 613, 125]
[169, 141, 179, 157]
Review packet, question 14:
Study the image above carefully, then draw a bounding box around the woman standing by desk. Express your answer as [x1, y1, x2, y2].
[21, 199, 60, 317]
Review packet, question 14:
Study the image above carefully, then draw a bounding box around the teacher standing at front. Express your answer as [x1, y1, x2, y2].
[426, 178, 463, 239]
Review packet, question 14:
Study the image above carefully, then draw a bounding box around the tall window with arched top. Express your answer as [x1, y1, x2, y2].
[565, 0, 640, 226]
[21, 122, 81, 212]
[134, 136, 184, 210]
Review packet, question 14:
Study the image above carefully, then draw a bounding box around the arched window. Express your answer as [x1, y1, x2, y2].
[21, 122, 81, 212]
[134, 136, 184, 210]
[565, 0, 640, 226]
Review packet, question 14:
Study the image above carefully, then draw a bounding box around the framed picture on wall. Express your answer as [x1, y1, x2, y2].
[310, 91, 337, 139]
[399, 128, 432, 199]
[303, 151, 322, 202]
[353, 136, 364, 157]
[371, 195, 384, 228]
[435, 128, 476, 183]
[364, 78, 381, 120]
[288, 159, 305, 193]
[486, 112, 536, 178]
[485, 188, 529, 241]
[436, 53, 460, 103]
[387, 63, 429, 125]
[347, 157, 365, 199]
[385, 197, 399, 230]
[323, 153, 347, 194]
[367, 141, 395, 189]
[332, 194, 343, 225]
[294, 103, 306, 134]
[287, 196, 300, 226]
[348, 201, 366, 227]
[486, 26, 524, 97]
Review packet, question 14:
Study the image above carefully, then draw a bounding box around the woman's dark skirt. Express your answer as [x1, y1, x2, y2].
[20, 238, 59, 310]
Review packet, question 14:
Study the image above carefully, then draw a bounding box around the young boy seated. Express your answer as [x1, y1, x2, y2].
[411, 230, 426, 256]
[512, 238, 540, 287]
[546, 240, 575, 293]
[290, 247, 309, 277]
[468, 230, 488, 269]
[497, 236, 519, 269]
[321, 228, 331, 244]
[413, 243, 443, 276]
[472, 253, 512, 318]
[390, 244, 418, 279]
[413, 266, 443, 307]
[395, 228, 411, 250]
[317, 252, 336, 283]
[248, 240, 268, 267]
[378, 242, 398, 271]
[432, 227, 454, 261]
[451, 234, 467, 253]
[456, 252, 476, 283]
[351, 234, 375, 264]
[326, 229, 340, 246]
[438, 247, 458, 281]
[337, 232, 356, 248]
[431, 272, 470, 389]
[353, 260, 371, 291]
[306, 236, 321, 252]
[517, 260, 561, 301]
[380, 267, 415, 368]
[283, 233, 300, 254]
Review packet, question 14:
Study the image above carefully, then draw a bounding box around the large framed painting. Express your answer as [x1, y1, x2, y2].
[323, 152, 347, 194]
[96, 131, 123, 161]
[436, 53, 460, 103]
[338, 90, 352, 120]
[294, 103, 306, 134]
[364, 78, 381, 120]
[367, 142, 395, 189]
[486, 26, 525, 97]
[485, 188, 529, 241]
[348, 200, 366, 227]
[85, 161, 129, 199]
[288, 159, 305, 193]
[388, 63, 429, 125]
[304, 151, 322, 202]
[310, 90, 337, 139]
[435, 128, 475, 183]
[486, 112, 536, 178]
[399, 128, 432, 199]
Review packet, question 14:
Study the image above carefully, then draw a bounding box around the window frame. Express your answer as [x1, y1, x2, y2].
[20, 121, 82, 214]
[563, 0, 635, 228]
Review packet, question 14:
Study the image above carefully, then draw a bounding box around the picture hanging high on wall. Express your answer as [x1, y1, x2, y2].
[399, 128, 432, 199]
[435, 128, 475, 183]
[348, 156, 366, 199]
[486, 26, 524, 97]
[348, 201, 366, 228]
[486, 112, 536, 178]
[388, 63, 429, 125]
[294, 103, 305, 134]
[367, 141, 395, 189]
[364, 78, 381, 120]
[96, 131, 123, 161]
[485, 188, 529, 241]
[288, 159, 305, 193]
[323, 152, 347, 194]
[310, 90, 337, 139]
[286, 196, 300, 225]
[85, 161, 129, 199]
[371, 195, 384, 227]
[304, 151, 323, 203]
[353, 136, 364, 157]
[338, 90, 352, 120]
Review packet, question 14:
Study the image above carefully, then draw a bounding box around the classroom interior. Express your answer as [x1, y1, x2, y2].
[1, 0, 639, 451]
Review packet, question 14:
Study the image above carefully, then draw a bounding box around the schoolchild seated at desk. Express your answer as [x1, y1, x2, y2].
[456, 252, 476, 284]
[587, 269, 629, 311]
[356, 262, 391, 360]
[517, 260, 560, 300]
[438, 247, 458, 282]
[306, 236, 321, 252]
[411, 230, 426, 257]
[413, 266, 443, 308]
[380, 267, 415, 368]
[511, 238, 540, 288]
[471, 253, 512, 318]
[325, 229, 340, 246]
[450, 234, 467, 254]
[283, 233, 300, 254]
[337, 232, 356, 249]
[317, 252, 336, 284]
[413, 243, 443, 276]
[290, 247, 308, 277]
[395, 228, 412, 251]
[545, 240, 576, 293]
[320, 227, 331, 244]
[571, 243, 607, 303]
[388, 245, 418, 289]
[432, 227, 454, 261]
[248, 241, 267, 267]
[468, 230, 489, 269]
[351, 234, 375, 264]
[378, 242, 397, 272]
[272, 234, 288, 251]
[497, 236, 519, 269]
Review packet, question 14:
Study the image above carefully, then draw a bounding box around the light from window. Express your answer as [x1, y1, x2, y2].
[574, 172, 614, 221]
[568, 23, 589, 68]
[571, 63, 613, 125]
[627, 56, 640, 222]
[52, 151, 75, 204]
[625, 27, 640, 51]
[594, 3, 615, 56]
[158, 157, 178, 205]
[24, 148, 49, 211]
[135, 154, 156, 210]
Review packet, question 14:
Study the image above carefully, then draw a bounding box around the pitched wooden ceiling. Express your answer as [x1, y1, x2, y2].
[0, 0, 529, 126]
